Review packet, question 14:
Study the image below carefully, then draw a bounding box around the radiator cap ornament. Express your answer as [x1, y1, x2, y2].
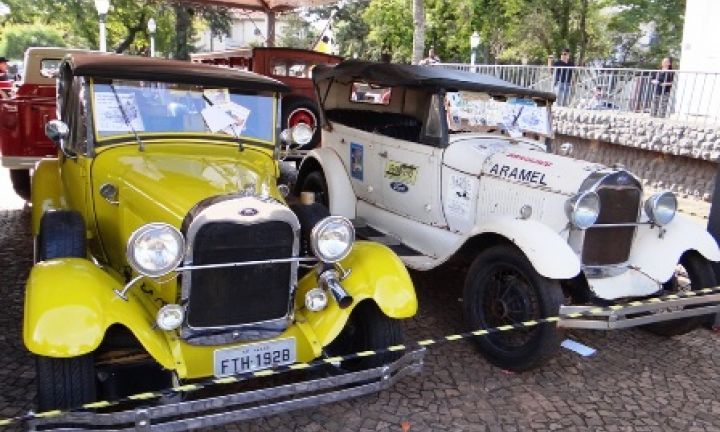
[240, 207, 258, 217]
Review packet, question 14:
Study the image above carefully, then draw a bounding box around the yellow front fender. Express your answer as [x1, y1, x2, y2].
[296, 241, 417, 347]
[24, 258, 174, 369]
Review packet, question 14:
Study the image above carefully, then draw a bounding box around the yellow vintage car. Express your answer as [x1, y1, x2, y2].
[25, 53, 420, 429]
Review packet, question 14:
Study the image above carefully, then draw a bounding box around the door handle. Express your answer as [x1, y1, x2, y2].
[378, 151, 388, 158]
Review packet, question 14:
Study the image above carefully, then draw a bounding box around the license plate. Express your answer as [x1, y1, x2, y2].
[213, 337, 296, 377]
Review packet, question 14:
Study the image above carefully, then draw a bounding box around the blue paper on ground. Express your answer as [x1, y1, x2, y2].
[561, 339, 597, 357]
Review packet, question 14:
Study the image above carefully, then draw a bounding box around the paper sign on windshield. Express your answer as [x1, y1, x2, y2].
[445, 92, 551, 136]
[94, 92, 145, 132]
[201, 102, 251, 134]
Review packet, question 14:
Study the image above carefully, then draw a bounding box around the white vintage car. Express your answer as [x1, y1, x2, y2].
[294, 60, 720, 371]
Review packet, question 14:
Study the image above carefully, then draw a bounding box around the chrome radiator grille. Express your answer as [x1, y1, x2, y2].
[186, 221, 294, 328]
[582, 172, 642, 266]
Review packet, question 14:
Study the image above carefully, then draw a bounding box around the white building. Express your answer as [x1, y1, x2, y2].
[675, 0, 720, 120]
[195, 11, 290, 52]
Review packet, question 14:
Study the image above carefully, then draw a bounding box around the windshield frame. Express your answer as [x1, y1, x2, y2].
[87, 77, 280, 152]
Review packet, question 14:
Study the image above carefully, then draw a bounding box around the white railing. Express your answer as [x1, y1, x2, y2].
[436, 64, 720, 128]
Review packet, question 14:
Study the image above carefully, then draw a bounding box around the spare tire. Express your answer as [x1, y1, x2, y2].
[282, 98, 320, 150]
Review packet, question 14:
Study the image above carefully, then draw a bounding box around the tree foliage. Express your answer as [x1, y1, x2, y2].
[0, 0, 231, 58]
[0, 24, 67, 59]
[277, 12, 318, 49]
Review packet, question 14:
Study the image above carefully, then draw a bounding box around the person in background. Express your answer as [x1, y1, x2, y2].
[0, 57, 10, 81]
[549, 48, 574, 106]
[651, 57, 674, 118]
[420, 48, 441, 65]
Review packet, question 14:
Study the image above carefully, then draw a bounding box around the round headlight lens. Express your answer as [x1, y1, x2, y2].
[565, 191, 600, 229]
[305, 287, 328, 312]
[156, 304, 185, 331]
[291, 123, 313, 145]
[127, 223, 185, 277]
[310, 216, 355, 263]
[645, 191, 677, 226]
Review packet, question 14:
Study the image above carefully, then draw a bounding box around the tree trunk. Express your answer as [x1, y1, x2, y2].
[412, 0, 425, 64]
[577, 0, 589, 65]
[174, 5, 193, 60]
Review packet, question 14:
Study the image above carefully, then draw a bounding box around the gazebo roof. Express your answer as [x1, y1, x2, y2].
[188, 0, 337, 12]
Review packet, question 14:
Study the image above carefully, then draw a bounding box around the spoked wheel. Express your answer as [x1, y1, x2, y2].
[324, 301, 404, 371]
[643, 251, 717, 337]
[298, 170, 329, 208]
[463, 245, 564, 371]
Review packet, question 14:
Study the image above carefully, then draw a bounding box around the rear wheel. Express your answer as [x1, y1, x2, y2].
[325, 301, 404, 371]
[643, 252, 716, 336]
[298, 170, 329, 208]
[36, 354, 97, 411]
[9, 169, 31, 201]
[463, 245, 564, 371]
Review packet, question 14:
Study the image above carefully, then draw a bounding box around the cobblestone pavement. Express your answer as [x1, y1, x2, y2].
[2, 168, 720, 431]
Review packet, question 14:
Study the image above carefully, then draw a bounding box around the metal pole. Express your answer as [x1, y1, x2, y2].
[150, 34, 155, 57]
[99, 14, 107, 52]
[707, 166, 720, 328]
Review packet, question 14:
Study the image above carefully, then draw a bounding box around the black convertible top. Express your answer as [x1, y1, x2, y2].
[64, 53, 289, 93]
[313, 60, 556, 102]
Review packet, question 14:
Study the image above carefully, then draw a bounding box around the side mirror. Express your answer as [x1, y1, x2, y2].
[45, 119, 69, 143]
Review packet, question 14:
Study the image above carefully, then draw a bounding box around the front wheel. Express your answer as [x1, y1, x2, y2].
[463, 245, 564, 371]
[9, 169, 31, 201]
[643, 252, 717, 337]
[36, 354, 97, 411]
[325, 301, 404, 371]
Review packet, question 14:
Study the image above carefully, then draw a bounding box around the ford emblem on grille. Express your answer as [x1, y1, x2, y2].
[240, 208, 258, 216]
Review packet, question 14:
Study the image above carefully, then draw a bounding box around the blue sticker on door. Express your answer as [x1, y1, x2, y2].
[350, 143, 363, 181]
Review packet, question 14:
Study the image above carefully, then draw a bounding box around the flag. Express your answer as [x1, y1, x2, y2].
[313, 20, 335, 54]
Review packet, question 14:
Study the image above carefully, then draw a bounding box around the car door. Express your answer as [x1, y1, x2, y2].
[375, 136, 445, 227]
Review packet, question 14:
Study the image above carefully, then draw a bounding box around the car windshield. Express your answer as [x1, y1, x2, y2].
[445, 91, 552, 137]
[91, 79, 275, 144]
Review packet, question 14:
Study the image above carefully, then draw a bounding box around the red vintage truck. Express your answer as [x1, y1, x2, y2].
[0, 47, 93, 200]
[191, 47, 343, 150]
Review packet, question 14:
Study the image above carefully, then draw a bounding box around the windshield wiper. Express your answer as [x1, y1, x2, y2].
[109, 83, 145, 152]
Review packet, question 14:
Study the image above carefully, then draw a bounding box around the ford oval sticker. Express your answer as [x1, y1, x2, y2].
[390, 182, 408, 193]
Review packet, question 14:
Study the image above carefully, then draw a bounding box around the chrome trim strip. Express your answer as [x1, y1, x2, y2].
[28, 349, 425, 432]
[558, 293, 720, 330]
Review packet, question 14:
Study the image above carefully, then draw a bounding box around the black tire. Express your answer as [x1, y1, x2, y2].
[463, 245, 564, 371]
[290, 202, 330, 256]
[282, 98, 320, 150]
[325, 301, 404, 371]
[10, 168, 31, 201]
[36, 354, 97, 411]
[643, 252, 717, 337]
[37, 210, 86, 261]
[298, 170, 329, 208]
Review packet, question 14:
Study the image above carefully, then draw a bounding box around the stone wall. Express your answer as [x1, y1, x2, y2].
[552, 108, 719, 201]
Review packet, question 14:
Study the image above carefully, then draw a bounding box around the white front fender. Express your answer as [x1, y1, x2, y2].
[629, 214, 720, 283]
[471, 217, 581, 280]
[299, 148, 356, 219]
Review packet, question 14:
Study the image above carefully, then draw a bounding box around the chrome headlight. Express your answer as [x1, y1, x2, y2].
[290, 123, 313, 146]
[565, 191, 600, 229]
[127, 223, 185, 277]
[644, 191, 677, 226]
[156, 304, 185, 331]
[310, 216, 355, 263]
[305, 288, 328, 312]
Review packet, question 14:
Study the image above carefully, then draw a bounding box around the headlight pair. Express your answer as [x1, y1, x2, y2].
[566, 190, 677, 229]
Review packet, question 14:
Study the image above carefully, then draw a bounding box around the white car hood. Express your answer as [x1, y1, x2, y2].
[443, 135, 608, 195]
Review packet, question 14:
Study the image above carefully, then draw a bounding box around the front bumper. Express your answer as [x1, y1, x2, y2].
[559, 292, 720, 330]
[28, 349, 424, 432]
